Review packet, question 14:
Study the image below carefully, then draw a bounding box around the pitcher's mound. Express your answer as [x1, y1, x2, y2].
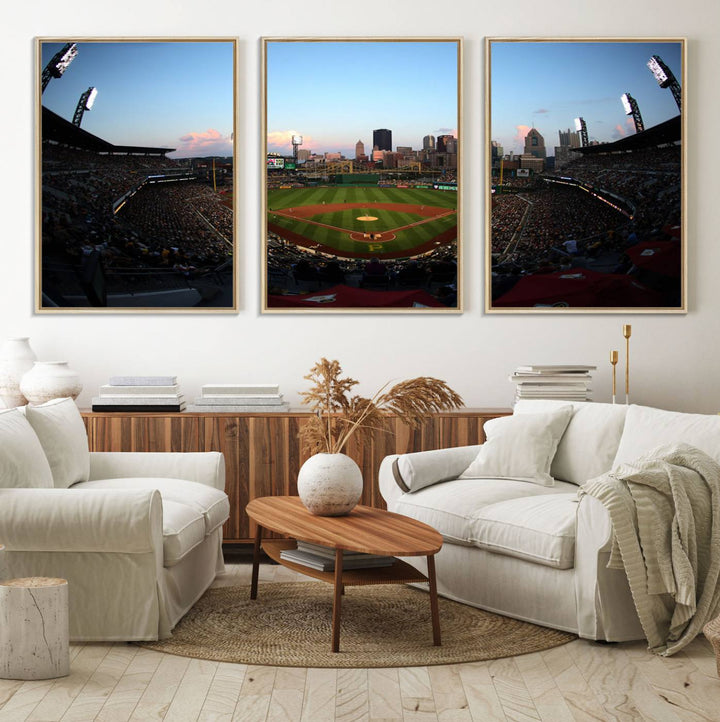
[356, 216, 378, 222]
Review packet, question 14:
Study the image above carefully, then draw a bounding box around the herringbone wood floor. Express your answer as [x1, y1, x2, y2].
[0, 561, 718, 721]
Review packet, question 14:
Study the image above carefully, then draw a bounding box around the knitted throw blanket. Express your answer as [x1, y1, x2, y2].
[580, 443, 720, 656]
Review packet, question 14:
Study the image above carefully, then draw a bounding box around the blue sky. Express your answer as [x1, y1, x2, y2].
[266, 40, 459, 158]
[490, 41, 683, 155]
[41, 41, 234, 158]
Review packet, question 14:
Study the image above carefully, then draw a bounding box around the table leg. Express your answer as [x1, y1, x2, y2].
[427, 554, 441, 646]
[250, 523, 263, 600]
[331, 549, 344, 653]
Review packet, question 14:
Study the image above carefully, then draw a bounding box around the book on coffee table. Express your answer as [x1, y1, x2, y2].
[280, 546, 395, 572]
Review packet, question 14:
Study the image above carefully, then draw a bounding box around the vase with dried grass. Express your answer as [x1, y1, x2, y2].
[297, 358, 463, 515]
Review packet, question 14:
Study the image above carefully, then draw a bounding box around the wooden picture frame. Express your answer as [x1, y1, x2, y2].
[486, 38, 686, 313]
[262, 37, 462, 313]
[36, 38, 238, 312]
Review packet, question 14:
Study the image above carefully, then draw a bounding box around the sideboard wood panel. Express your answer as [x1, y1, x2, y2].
[82, 409, 510, 543]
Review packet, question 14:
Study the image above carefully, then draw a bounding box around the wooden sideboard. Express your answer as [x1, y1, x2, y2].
[81, 408, 510, 543]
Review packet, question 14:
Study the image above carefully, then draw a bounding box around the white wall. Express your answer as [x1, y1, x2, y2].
[3, 0, 719, 413]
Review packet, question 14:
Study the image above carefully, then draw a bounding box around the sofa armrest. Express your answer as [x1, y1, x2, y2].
[89, 452, 225, 491]
[0, 488, 163, 553]
[379, 444, 483, 505]
[574, 493, 643, 640]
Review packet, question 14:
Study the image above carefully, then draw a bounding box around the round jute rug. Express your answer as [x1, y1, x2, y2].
[138, 583, 575, 668]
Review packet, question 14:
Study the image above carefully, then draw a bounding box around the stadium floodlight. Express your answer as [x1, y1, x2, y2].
[291, 135, 303, 165]
[574, 117, 589, 147]
[647, 55, 682, 112]
[72, 87, 98, 128]
[41, 42, 78, 92]
[620, 92, 645, 133]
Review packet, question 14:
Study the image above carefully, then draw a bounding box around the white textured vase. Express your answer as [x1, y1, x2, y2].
[20, 362, 83, 406]
[297, 453, 363, 516]
[0, 337, 37, 407]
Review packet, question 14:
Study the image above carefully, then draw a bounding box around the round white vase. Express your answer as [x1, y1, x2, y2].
[0, 337, 37, 407]
[297, 453, 363, 516]
[20, 362, 83, 406]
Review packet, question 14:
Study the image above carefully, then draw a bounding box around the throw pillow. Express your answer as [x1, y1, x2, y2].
[459, 406, 573, 486]
[0, 408, 54, 488]
[24, 397, 90, 489]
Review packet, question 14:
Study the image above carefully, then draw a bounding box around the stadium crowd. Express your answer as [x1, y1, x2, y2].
[491, 145, 682, 304]
[42, 145, 232, 276]
[266, 231, 457, 306]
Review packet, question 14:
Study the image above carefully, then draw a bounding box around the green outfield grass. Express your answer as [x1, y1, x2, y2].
[267, 186, 457, 256]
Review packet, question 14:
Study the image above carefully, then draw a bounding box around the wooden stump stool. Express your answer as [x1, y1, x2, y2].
[0, 577, 69, 680]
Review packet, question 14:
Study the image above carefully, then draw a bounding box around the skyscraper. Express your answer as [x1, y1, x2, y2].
[437, 134, 456, 153]
[523, 128, 546, 159]
[558, 128, 581, 148]
[373, 128, 392, 151]
[355, 140, 365, 159]
[423, 134, 435, 151]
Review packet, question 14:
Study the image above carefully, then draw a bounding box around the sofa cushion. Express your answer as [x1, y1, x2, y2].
[24, 398, 90, 489]
[73, 477, 229, 535]
[0, 408, 54, 489]
[514, 400, 627, 485]
[393, 445, 483, 493]
[392, 477, 578, 553]
[471, 494, 578, 569]
[162, 500, 207, 567]
[613, 404, 720, 468]
[460, 407, 572, 486]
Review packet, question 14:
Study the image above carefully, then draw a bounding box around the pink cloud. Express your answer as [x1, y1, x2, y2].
[267, 130, 313, 154]
[612, 123, 628, 139]
[173, 128, 232, 157]
[514, 124, 531, 146]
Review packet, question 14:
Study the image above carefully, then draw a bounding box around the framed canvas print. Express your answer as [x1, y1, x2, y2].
[37, 38, 237, 312]
[486, 38, 686, 313]
[262, 38, 462, 313]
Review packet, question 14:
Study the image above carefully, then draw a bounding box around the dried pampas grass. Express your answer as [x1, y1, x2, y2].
[299, 358, 463, 454]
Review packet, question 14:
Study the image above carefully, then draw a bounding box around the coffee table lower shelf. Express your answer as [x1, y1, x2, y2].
[263, 539, 430, 586]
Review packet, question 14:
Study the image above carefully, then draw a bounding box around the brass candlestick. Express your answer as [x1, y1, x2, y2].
[623, 324, 632, 404]
[610, 350, 619, 404]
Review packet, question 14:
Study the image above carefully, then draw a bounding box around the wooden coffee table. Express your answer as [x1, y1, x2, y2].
[246, 496, 443, 653]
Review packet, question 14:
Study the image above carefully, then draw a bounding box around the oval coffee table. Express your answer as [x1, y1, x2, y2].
[246, 496, 443, 653]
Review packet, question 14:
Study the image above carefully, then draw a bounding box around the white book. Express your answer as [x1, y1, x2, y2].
[100, 384, 180, 395]
[510, 375, 591, 384]
[202, 384, 280, 396]
[514, 385, 592, 392]
[92, 396, 185, 406]
[188, 403, 290, 413]
[515, 365, 596, 374]
[279, 548, 394, 571]
[109, 376, 177, 386]
[196, 394, 284, 405]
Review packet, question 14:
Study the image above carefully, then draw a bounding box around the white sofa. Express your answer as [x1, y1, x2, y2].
[380, 400, 720, 641]
[0, 398, 229, 641]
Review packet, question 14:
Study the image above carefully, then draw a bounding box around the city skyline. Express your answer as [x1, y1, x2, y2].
[490, 40, 683, 156]
[266, 40, 459, 159]
[40, 41, 235, 158]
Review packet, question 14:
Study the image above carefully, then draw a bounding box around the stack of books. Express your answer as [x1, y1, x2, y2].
[510, 365, 596, 403]
[92, 375, 184, 412]
[280, 541, 395, 572]
[190, 384, 289, 413]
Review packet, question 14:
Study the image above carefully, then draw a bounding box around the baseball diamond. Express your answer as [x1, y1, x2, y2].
[267, 186, 457, 259]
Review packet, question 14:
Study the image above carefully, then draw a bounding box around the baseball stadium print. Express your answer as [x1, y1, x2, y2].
[487, 38, 686, 313]
[37, 39, 237, 312]
[263, 38, 461, 312]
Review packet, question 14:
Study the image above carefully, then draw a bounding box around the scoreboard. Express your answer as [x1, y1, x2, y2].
[267, 156, 285, 169]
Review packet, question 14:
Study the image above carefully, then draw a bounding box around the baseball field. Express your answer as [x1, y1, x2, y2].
[267, 186, 457, 259]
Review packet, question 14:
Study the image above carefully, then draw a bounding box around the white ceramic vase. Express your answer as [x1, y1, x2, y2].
[0, 337, 37, 407]
[297, 453, 363, 516]
[20, 362, 83, 406]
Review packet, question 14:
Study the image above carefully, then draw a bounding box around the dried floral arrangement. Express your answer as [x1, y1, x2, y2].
[299, 358, 463, 454]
